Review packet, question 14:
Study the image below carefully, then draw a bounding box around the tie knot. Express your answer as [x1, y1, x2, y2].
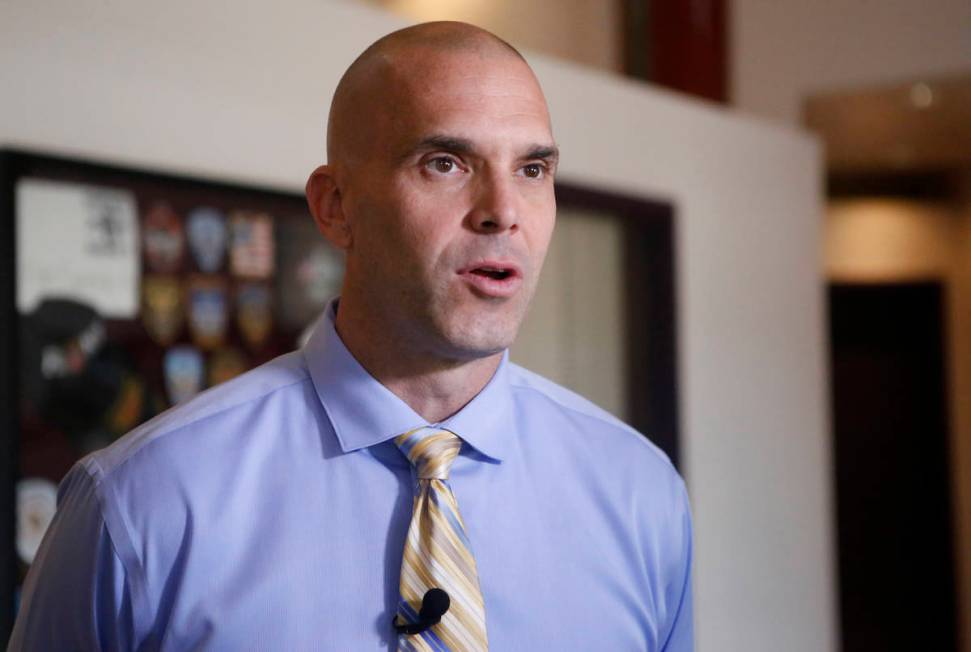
[394, 428, 462, 479]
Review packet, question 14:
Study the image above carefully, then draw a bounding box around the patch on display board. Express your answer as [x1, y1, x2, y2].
[236, 281, 273, 349]
[17, 478, 58, 565]
[187, 275, 228, 350]
[229, 211, 275, 279]
[208, 347, 249, 387]
[164, 345, 204, 405]
[142, 201, 185, 273]
[187, 206, 228, 273]
[141, 275, 183, 345]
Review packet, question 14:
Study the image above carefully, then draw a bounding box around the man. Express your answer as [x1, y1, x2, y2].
[10, 21, 692, 651]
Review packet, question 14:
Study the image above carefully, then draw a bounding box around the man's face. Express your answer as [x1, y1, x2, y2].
[338, 49, 557, 361]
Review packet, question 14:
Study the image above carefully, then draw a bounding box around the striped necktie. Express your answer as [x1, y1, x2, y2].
[394, 427, 488, 651]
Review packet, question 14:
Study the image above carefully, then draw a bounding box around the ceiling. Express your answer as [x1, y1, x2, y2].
[804, 72, 971, 174]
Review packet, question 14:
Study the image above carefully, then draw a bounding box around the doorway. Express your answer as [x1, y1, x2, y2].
[829, 282, 957, 651]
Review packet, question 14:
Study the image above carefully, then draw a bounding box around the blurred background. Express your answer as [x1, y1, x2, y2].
[1, 0, 969, 650]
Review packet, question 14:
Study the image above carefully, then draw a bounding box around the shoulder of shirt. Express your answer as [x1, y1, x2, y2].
[77, 350, 311, 485]
[505, 361, 682, 479]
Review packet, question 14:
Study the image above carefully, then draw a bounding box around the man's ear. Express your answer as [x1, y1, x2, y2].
[305, 164, 352, 250]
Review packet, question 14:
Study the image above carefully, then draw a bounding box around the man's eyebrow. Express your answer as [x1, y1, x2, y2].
[524, 145, 559, 164]
[410, 135, 477, 156]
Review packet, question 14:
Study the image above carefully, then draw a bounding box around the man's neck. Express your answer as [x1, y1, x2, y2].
[333, 304, 503, 424]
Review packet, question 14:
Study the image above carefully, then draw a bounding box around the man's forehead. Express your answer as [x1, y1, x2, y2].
[390, 97, 553, 158]
[328, 23, 551, 165]
[369, 48, 549, 132]
[384, 44, 540, 94]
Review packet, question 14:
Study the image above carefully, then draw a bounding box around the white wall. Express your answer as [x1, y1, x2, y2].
[733, 0, 971, 124]
[362, 0, 621, 72]
[0, 1, 836, 649]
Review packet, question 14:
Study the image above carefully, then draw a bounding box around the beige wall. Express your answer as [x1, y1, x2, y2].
[733, 0, 971, 124]
[361, 0, 621, 72]
[826, 199, 960, 280]
[0, 1, 835, 649]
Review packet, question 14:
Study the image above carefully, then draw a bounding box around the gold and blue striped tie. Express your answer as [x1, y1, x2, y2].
[394, 427, 488, 651]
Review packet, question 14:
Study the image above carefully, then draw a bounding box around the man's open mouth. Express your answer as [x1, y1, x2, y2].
[458, 262, 523, 298]
[470, 267, 514, 281]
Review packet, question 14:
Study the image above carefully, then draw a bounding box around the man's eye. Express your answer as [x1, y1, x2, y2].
[428, 157, 457, 174]
[523, 164, 544, 179]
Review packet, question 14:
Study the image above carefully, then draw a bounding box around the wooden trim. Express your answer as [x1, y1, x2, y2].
[0, 151, 20, 637]
[622, 0, 729, 103]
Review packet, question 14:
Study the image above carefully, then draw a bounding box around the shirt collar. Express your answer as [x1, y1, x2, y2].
[302, 299, 513, 461]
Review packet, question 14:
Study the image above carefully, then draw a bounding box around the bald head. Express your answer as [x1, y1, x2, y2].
[326, 22, 539, 168]
[305, 20, 557, 376]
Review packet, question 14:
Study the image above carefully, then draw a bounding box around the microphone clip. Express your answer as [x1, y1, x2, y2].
[393, 588, 450, 636]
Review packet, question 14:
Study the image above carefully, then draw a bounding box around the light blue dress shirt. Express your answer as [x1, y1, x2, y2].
[10, 301, 693, 651]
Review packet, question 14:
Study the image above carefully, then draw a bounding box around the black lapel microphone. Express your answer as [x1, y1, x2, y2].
[393, 588, 451, 635]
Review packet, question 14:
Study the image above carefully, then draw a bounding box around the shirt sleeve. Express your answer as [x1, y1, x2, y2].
[8, 462, 136, 651]
[659, 481, 694, 652]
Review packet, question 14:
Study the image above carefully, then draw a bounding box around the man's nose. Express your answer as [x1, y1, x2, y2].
[467, 171, 519, 234]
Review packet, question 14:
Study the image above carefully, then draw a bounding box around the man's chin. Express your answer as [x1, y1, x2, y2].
[439, 337, 510, 363]
[421, 299, 528, 362]
[435, 323, 518, 362]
